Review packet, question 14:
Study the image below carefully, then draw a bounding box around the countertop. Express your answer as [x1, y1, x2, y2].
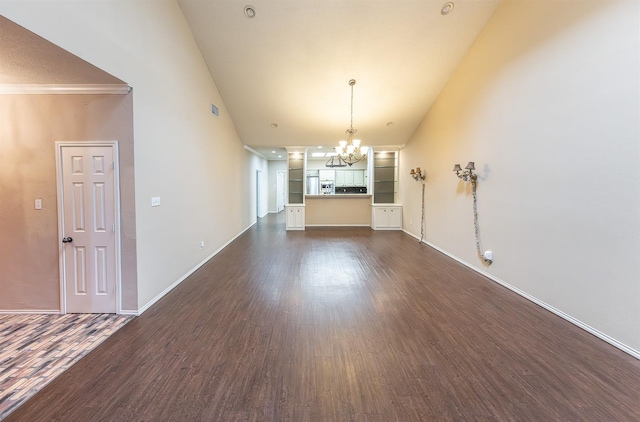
[305, 194, 372, 199]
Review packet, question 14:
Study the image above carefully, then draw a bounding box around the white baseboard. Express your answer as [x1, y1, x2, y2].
[402, 229, 640, 360]
[136, 222, 257, 316]
[0, 309, 61, 314]
[305, 224, 371, 227]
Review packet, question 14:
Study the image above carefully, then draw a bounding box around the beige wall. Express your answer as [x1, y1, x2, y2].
[305, 197, 372, 226]
[0, 1, 259, 311]
[0, 94, 137, 311]
[399, 0, 640, 354]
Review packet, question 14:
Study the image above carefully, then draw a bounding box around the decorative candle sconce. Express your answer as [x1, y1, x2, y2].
[453, 161, 492, 266]
[410, 167, 425, 181]
[409, 167, 426, 243]
[453, 162, 476, 182]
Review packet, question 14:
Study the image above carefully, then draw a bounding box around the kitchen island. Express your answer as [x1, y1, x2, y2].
[304, 194, 372, 227]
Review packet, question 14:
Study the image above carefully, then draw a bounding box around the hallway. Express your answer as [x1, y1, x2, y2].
[6, 213, 640, 420]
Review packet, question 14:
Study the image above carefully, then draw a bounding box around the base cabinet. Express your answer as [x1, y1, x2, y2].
[371, 205, 402, 230]
[285, 205, 305, 230]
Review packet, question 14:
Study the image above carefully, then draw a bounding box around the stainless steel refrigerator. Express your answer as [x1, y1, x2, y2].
[306, 176, 319, 195]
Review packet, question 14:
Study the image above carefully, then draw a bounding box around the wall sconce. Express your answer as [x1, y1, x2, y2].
[452, 160, 492, 266]
[410, 167, 425, 181]
[453, 162, 476, 182]
[409, 167, 426, 244]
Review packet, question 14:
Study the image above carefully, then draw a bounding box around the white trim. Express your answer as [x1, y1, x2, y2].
[55, 141, 123, 315]
[304, 224, 371, 227]
[0, 309, 61, 314]
[402, 229, 640, 360]
[244, 145, 269, 160]
[0, 84, 132, 95]
[136, 221, 257, 316]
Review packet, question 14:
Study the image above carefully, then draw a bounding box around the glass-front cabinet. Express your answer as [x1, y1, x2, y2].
[288, 153, 304, 204]
[373, 151, 398, 203]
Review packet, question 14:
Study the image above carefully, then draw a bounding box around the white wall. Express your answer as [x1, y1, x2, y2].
[0, 0, 258, 310]
[400, 0, 640, 355]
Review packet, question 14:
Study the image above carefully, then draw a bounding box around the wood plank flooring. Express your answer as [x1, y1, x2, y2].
[0, 314, 131, 420]
[6, 212, 640, 421]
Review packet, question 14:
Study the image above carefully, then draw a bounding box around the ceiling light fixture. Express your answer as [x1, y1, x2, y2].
[441, 2, 454, 15]
[244, 5, 256, 18]
[335, 79, 368, 167]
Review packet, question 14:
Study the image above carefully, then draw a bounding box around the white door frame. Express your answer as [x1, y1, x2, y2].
[256, 169, 263, 219]
[55, 141, 123, 314]
[276, 170, 286, 212]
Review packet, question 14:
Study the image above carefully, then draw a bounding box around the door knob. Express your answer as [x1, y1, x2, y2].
[62, 237, 73, 243]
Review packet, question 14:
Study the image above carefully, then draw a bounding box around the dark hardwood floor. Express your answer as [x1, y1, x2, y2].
[6, 212, 640, 421]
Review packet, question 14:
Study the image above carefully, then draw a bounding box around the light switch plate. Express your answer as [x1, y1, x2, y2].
[151, 197, 161, 207]
[35, 198, 43, 210]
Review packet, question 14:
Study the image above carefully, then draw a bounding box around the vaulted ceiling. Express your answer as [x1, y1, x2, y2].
[0, 16, 124, 86]
[177, 0, 500, 157]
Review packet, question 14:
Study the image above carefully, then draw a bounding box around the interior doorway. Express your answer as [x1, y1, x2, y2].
[276, 171, 286, 212]
[56, 142, 121, 313]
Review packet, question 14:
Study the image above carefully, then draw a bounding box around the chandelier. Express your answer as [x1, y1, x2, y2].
[335, 79, 368, 166]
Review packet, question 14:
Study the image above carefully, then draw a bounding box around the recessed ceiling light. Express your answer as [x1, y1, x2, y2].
[270, 123, 278, 128]
[278, 155, 282, 158]
[317, 146, 323, 149]
[271, 150, 276, 153]
[244, 5, 256, 18]
[441, 2, 454, 15]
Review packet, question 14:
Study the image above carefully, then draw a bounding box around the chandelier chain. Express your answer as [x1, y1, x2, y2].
[335, 79, 366, 166]
[350, 81, 354, 131]
[420, 183, 425, 243]
[471, 179, 492, 265]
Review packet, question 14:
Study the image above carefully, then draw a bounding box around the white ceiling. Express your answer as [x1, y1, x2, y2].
[179, 1, 500, 155]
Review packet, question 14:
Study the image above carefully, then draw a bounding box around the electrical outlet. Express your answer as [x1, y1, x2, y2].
[35, 198, 43, 210]
[199, 241, 205, 249]
[151, 197, 161, 207]
[484, 251, 493, 260]
[409, 219, 412, 225]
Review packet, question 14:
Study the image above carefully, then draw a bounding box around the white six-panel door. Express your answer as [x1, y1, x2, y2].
[58, 144, 118, 313]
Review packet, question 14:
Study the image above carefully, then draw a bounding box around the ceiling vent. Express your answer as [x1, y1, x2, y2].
[211, 103, 220, 117]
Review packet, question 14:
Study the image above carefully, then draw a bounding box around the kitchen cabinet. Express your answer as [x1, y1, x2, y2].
[285, 205, 305, 230]
[371, 205, 402, 230]
[319, 169, 335, 181]
[344, 171, 354, 186]
[353, 170, 365, 186]
[335, 169, 366, 187]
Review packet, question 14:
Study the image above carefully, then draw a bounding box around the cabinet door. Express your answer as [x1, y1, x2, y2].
[353, 170, 364, 186]
[387, 207, 402, 228]
[344, 171, 355, 186]
[286, 208, 296, 228]
[286, 206, 305, 230]
[295, 208, 304, 227]
[373, 207, 389, 228]
[335, 171, 345, 186]
[319, 169, 334, 180]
